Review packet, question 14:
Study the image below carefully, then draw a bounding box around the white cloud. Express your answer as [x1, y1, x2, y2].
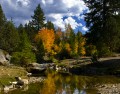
[0, 0, 88, 32]
[16, 0, 30, 7]
[42, 0, 88, 31]
[64, 17, 83, 29]
[82, 26, 88, 31]
[41, 0, 46, 5]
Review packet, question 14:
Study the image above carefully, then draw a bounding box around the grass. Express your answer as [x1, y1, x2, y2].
[0, 66, 27, 87]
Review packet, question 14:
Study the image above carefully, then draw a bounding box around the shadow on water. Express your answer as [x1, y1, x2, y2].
[69, 58, 120, 76]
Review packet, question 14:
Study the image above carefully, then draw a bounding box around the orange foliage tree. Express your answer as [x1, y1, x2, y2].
[35, 28, 55, 54]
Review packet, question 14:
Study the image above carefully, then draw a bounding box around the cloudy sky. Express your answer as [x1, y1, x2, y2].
[0, 0, 88, 33]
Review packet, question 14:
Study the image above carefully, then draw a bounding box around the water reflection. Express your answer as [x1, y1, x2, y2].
[8, 72, 120, 94]
[40, 73, 97, 94]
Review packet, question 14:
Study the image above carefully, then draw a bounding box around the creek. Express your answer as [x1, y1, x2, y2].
[7, 72, 120, 94]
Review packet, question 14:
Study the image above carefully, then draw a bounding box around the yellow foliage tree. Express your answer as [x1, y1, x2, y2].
[77, 32, 86, 56]
[65, 43, 71, 53]
[35, 28, 55, 54]
[55, 29, 63, 40]
[78, 38, 86, 56]
[74, 40, 78, 54]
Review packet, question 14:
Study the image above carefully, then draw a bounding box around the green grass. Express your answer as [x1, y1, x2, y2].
[0, 66, 27, 87]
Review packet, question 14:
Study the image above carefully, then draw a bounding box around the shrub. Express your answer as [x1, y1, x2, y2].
[11, 51, 36, 66]
[98, 46, 112, 57]
[86, 45, 97, 56]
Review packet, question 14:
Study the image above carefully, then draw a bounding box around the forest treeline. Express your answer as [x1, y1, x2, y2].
[0, 0, 120, 66]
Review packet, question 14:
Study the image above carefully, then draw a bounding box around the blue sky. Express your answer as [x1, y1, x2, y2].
[0, 0, 88, 33]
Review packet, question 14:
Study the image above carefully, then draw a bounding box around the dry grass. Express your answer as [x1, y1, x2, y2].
[0, 66, 27, 85]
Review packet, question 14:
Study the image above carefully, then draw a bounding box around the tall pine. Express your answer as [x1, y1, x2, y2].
[84, 0, 120, 54]
[31, 4, 45, 31]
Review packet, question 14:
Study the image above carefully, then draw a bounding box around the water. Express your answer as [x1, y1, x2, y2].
[6, 72, 120, 94]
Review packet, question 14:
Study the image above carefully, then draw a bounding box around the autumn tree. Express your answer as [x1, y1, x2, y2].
[76, 31, 86, 56]
[55, 28, 63, 44]
[35, 28, 55, 55]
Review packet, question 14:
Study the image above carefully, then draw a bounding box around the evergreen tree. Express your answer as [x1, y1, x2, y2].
[0, 4, 6, 29]
[84, 0, 120, 54]
[31, 4, 45, 31]
[11, 24, 36, 66]
[24, 22, 35, 43]
[0, 21, 20, 53]
[45, 21, 55, 30]
[35, 39, 45, 63]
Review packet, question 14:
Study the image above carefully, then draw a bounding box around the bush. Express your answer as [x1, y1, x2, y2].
[11, 51, 36, 66]
[98, 46, 112, 57]
[86, 45, 97, 56]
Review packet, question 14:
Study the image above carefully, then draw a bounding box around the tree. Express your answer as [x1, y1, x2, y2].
[35, 28, 55, 54]
[45, 21, 55, 30]
[35, 38, 45, 63]
[0, 4, 6, 31]
[11, 24, 36, 66]
[55, 28, 63, 44]
[76, 31, 86, 56]
[31, 4, 45, 31]
[64, 24, 76, 56]
[0, 21, 20, 53]
[84, 0, 120, 54]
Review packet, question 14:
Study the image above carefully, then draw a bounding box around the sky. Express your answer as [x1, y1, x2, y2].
[0, 0, 88, 33]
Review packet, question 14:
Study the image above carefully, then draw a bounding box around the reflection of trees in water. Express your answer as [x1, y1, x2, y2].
[40, 73, 91, 94]
[40, 74, 56, 94]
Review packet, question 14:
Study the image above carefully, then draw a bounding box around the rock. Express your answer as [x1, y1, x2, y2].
[27, 63, 47, 74]
[0, 49, 11, 66]
[15, 77, 29, 85]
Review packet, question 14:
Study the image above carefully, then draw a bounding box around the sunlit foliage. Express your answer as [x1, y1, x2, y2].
[35, 28, 55, 54]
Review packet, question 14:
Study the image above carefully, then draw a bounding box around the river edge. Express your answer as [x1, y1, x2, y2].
[0, 56, 120, 93]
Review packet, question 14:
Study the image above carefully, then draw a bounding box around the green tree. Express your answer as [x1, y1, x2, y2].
[35, 39, 45, 63]
[0, 4, 6, 31]
[24, 22, 36, 43]
[84, 0, 120, 55]
[11, 24, 36, 66]
[31, 4, 45, 31]
[65, 24, 76, 56]
[0, 21, 20, 53]
[45, 21, 55, 30]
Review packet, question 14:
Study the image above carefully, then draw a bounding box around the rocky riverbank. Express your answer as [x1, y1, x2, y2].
[96, 83, 120, 94]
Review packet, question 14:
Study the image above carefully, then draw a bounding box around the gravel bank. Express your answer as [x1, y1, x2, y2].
[97, 83, 120, 94]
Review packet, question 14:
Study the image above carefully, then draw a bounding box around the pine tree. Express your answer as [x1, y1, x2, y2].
[84, 0, 120, 53]
[0, 4, 6, 29]
[31, 4, 45, 31]
[0, 21, 20, 53]
[45, 21, 55, 30]
[0, 4, 7, 50]
[11, 24, 36, 66]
